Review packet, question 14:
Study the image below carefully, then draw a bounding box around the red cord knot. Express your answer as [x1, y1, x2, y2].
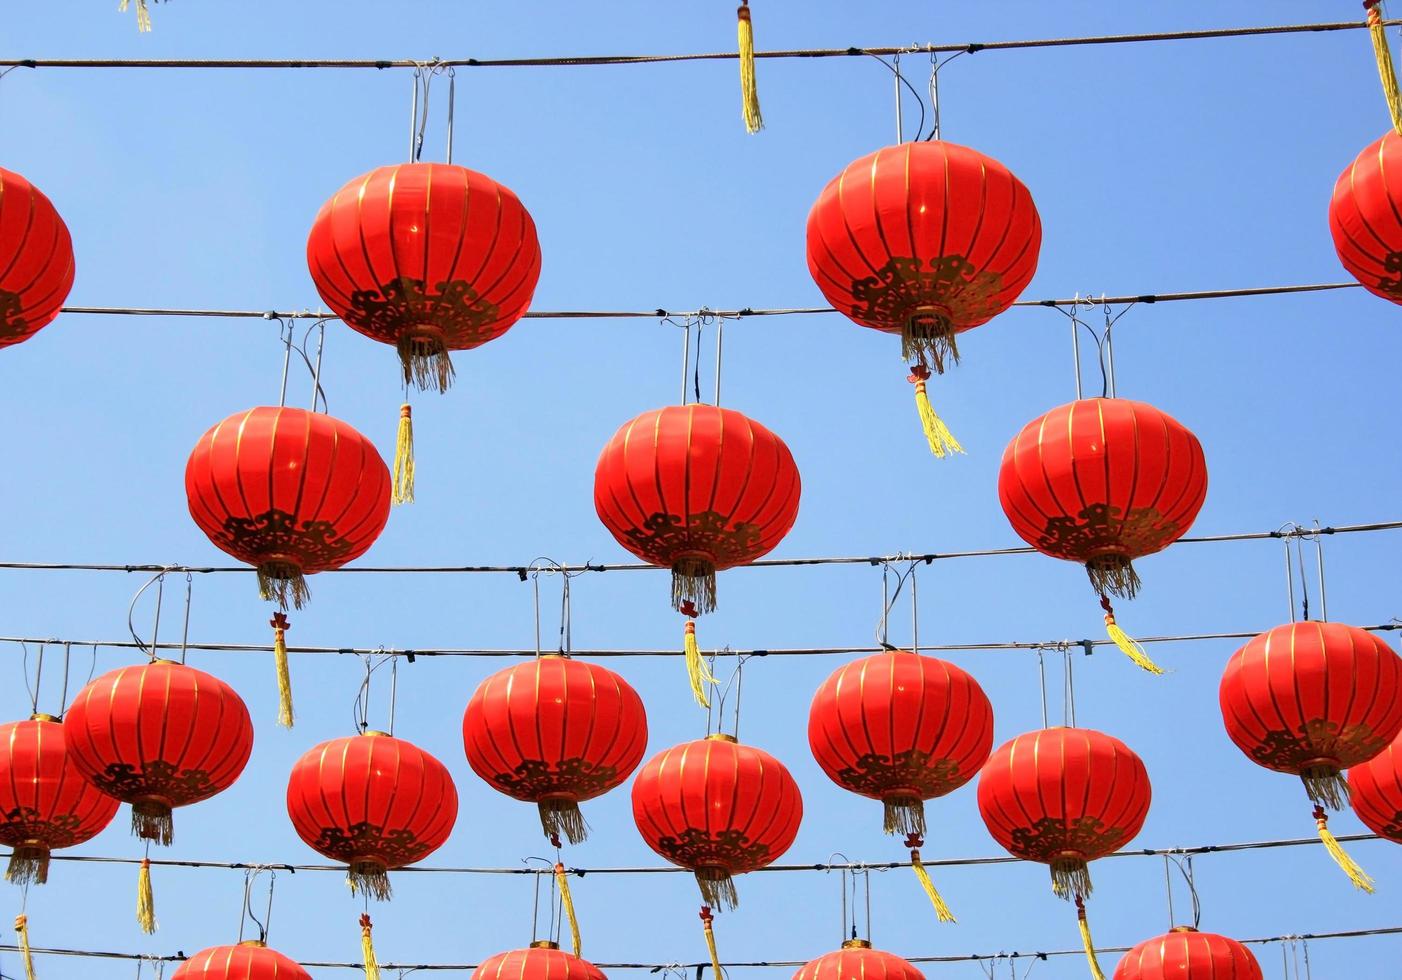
[1314, 804, 1328, 825]
[270, 611, 290, 632]
[679, 600, 699, 619]
[550, 832, 563, 850]
[907, 364, 932, 385]
[699, 905, 714, 926]
[1098, 594, 1116, 624]
[1365, 0, 1381, 12]
[903, 832, 924, 850]
[359, 912, 373, 931]
[1074, 895, 1088, 919]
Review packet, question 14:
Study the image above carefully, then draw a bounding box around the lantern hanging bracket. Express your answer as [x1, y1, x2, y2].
[706, 649, 748, 740]
[527, 558, 578, 657]
[1279, 521, 1329, 623]
[1159, 852, 1200, 931]
[1058, 295, 1132, 399]
[237, 866, 276, 945]
[126, 566, 181, 663]
[523, 855, 563, 947]
[865, 49, 925, 142]
[925, 47, 969, 142]
[874, 558, 920, 651]
[408, 59, 454, 163]
[351, 650, 398, 734]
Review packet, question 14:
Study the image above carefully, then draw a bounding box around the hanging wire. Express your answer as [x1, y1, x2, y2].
[269, 314, 293, 407]
[1062, 645, 1077, 727]
[126, 567, 178, 661]
[178, 573, 192, 665]
[875, 560, 919, 649]
[59, 642, 71, 716]
[351, 652, 397, 733]
[307, 320, 327, 412]
[1036, 649, 1049, 729]
[237, 868, 275, 944]
[1280, 522, 1329, 623]
[924, 49, 969, 141]
[865, 51, 926, 142]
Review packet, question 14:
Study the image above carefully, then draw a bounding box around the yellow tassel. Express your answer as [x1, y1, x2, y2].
[136, 857, 156, 935]
[699, 906, 723, 979]
[1075, 897, 1107, 980]
[1100, 598, 1163, 675]
[908, 842, 956, 924]
[1368, 2, 1402, 136]
[393, 404, 415, 505]
[909, 366, 964, 458]
[684, 618, 715, 708]
[737, 2, 763, 133]
[271, 612, 294, 728]
[119, 0, 153, 32]
[15, 914, 36, 980]
[1315, 805, 1376, 892]
[555, 862, 582, 957]
[360, 913, 381, 980]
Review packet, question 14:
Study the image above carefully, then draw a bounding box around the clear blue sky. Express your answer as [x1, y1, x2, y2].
[1, 2, 1400, 977]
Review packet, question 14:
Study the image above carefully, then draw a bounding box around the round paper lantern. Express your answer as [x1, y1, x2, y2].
[463, 655, 648, 844]
[1112, 927, 1263, 980]
[0, 168, 75, 350]
[1329, 131, 1402, 304]
[0, 714, 120, 884]
[307, 162, 541, 391]
[64, 661, 254, 844]
[793, 940, 924, 980]
[808, 650, 993, 835]
[632, 734, 802, 908]
[171, 941, 311, 980]
[474, 943, 607, 980]
[594, 404, 801, 613]
[286, 731, 458, 899]
[977, 727, 1150, 899]
[185, 406, 392, 608]
[1349, 730, 1402, 843]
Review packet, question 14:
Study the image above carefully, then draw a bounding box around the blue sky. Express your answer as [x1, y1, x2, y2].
[1, 2, 1401, 977]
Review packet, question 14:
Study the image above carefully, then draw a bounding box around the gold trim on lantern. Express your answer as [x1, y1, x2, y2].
[530, 940, 560, 950]
[842, 939, 873, 950]
[705, 733, 738, 743]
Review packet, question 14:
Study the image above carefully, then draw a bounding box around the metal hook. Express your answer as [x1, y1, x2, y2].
[127, 566, 179, 661]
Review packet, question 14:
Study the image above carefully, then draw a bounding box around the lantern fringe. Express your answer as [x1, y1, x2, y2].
[397, 333, 455, 393]
[908, 366, 964, 459]
[902, 317, 960, 373]
[136, 857, 157, 935]
[695, 867, 739, 911]
[672, 558, 718, 615]
[699, 906, 724, 980]
[906, 836, 956, 924]
[257, 562, 311, 611]
[1085, 554, 1140, 599]
[14, 914, 35, 980]
[883, 794, 926, 837]
[271, 612, 294, 728]
[348, 859, 393, 902]
[5, 844, 50, 886]
[132, 801, 173, 847]
[1367, 1, 1402, 136]
[684, 618, 716, 708]
[1302, 766, 1351, 812]
[538, 798, 589, 845]
[119, 0, 153, 33]
[1050, 857, 1093, 901]
[360, 913, 381, 980]
[392, 403, 415, 506]
[736, 2, 762, 133]
[1075, 897, 1107, 980]
[1314, 804, 1376, 892]
[555, 862, 582, 957]
[1100, 598, 1164, 675]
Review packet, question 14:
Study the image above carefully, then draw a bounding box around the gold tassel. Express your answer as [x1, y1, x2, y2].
[392, 404, 415, 505]
[684, 614, 716, 708]
[136, 857, 157, 935]
[1075, 897, 1107, 980]
[905, 835, 956, 924]
[15, 914, 35, 980]
[360, 913, 381, 980]
[1368, 2, 1402, 135]
[271, 612, 294, 729]
[736, 3, 763, 133]
[555, 862, 582, 957]
[1314, 805, 1375, 893]
[908, 366, 964, 458]
[699, 906, 724, 979]
[1100, 597, 1164, 675]
[119, 0, 153, 32]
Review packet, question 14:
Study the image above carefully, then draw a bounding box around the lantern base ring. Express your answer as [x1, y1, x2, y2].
[132, 798, 174, 846]
[257, 561, 311, 611]
[671, 558, 718, 615]
[1085, 553, 1141, 600]
[397, 329, 456, 394]
[1301, 764, 1350, 811]
[538, 796, 589, 845]
[347, 857, 393, 902]
[694, 866, 739, 911]
[902, 313, 960, 374]
[4, 842, 50, 886]
[1049, 855, 1092, 900]
[881, 793, 926, 837]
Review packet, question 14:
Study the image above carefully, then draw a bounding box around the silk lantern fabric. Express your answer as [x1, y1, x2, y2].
[1330, 131, 1402, 305]
[1349, 731, 1402, 842]
[793, 941, 925, 980]
[1112, 928, 1263, 980]
[463, 655, 648, 844]
[472, 944, 608, 980]
[170, 942, 312, 980]
[0, 168, 75, 350]
[593, 404, 801, 614]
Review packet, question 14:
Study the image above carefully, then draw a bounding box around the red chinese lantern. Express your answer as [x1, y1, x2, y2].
[998, 397, 1207, 673]
[286, 731, 458, 899]
[808, 650, 993, 922]
[793, 941, 925, 980]
[1220, 620, 1402, 890]
[632, 734, 802, 908]
[473, 943, 607, 980]
[463, 655, 648, 844]
[0, 168, 75, 351]
[307, 162, 542, 503]
[1328, 131, 1402, 304]
[0, 714, 120, 884]
[1112, 927, 1262, 980]
[1349, 730, 1402, 843]
[186, 406, 392, 609]
[806, 141, 1041, 455]
[170, 941, 312, 980]
[63, 660, 254, 844]
[978, 727, 1151, 980]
